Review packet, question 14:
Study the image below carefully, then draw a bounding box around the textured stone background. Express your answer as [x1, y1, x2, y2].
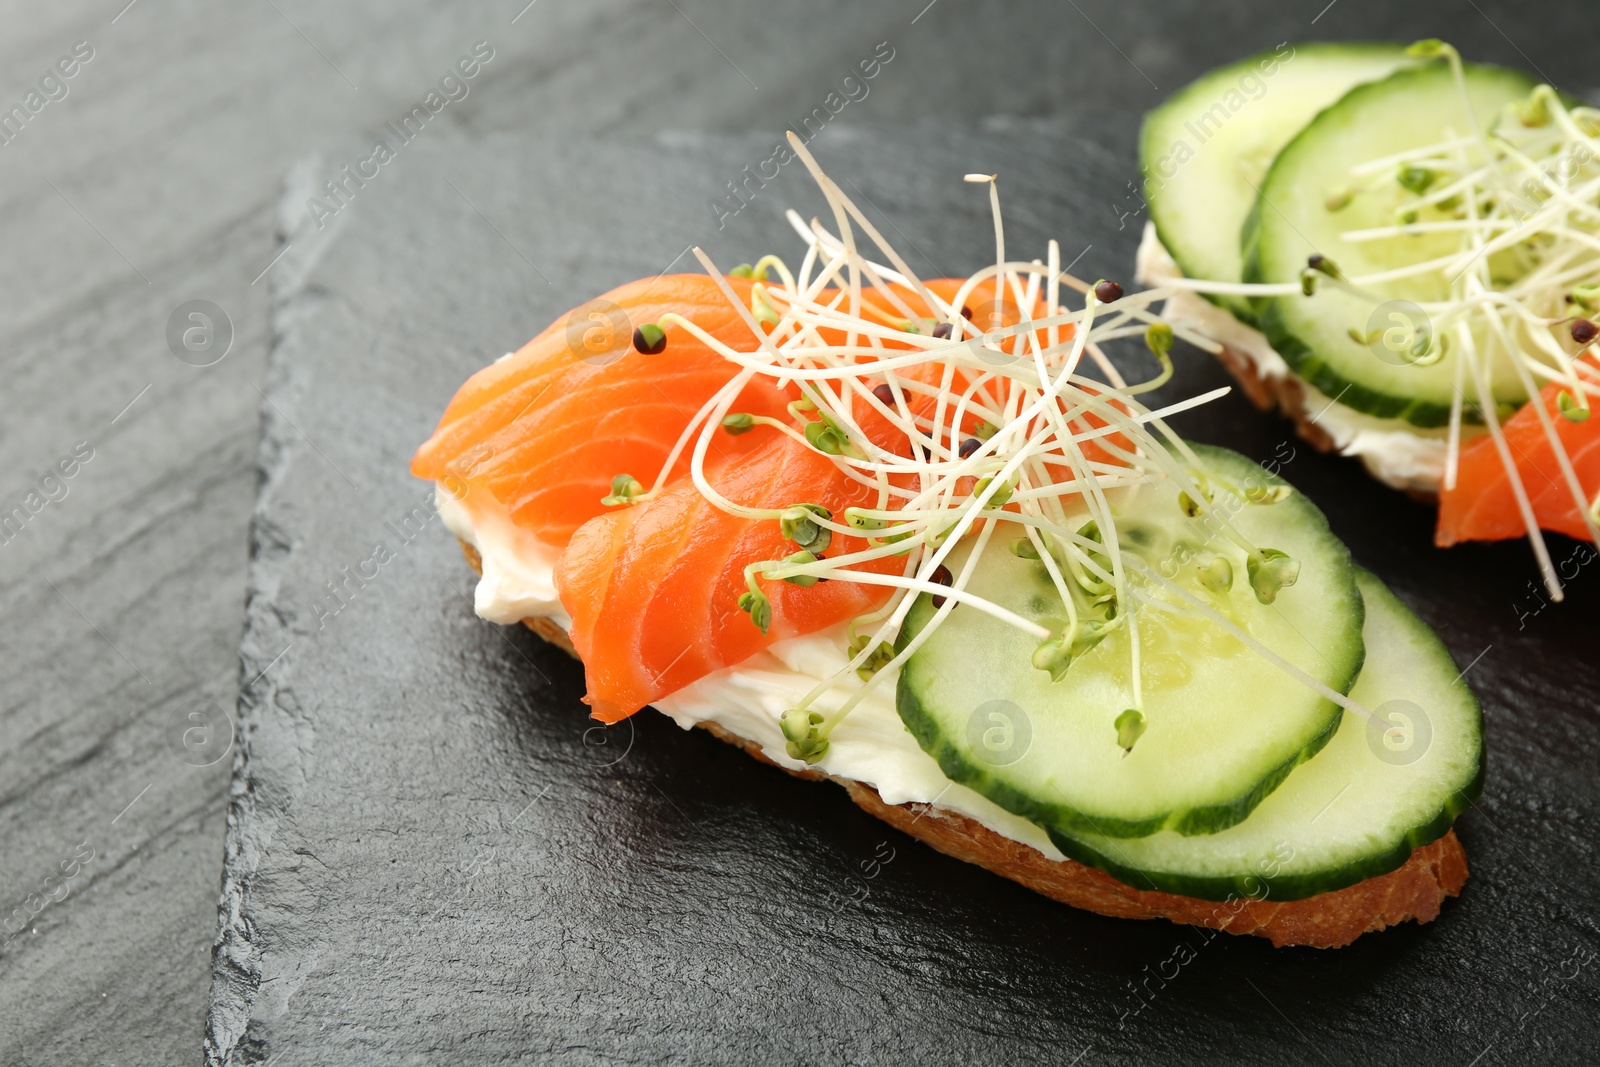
[0, 2, 1596, 1064]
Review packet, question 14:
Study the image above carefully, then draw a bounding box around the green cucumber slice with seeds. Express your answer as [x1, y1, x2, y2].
[1141, 43, 1410, 323]
[896, 445, 1363, 840]
[1049, 569, 1484, 901]
[1245, 61, 1539, 427]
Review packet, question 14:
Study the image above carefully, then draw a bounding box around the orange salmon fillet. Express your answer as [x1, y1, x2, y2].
[411, 274, 789, 547]
[556, 434, 901, 721]
[1437, 369, 1600, 546]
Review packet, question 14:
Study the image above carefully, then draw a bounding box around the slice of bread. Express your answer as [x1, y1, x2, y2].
[460, 540, 1468, 948]
[1211, 341, 1442, 505]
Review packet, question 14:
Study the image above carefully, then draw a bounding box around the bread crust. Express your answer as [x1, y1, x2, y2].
[1213, 341, 1441, 506]
[460, 539, 1467, 948]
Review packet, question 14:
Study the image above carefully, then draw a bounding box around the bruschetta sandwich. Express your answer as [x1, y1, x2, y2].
[1137, 40, 1600, 602]
[412, 133, 1482, 948]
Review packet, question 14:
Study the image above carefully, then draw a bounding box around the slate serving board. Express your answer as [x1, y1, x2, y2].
[208, 123, 1600, 1065]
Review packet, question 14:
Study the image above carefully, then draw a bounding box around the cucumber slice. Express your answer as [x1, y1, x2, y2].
[1049, 570, 1484, 901]
[1246, 61, 1538, 426]
[896, 445, 1363, 839]
[1141, 43, 1410, 323]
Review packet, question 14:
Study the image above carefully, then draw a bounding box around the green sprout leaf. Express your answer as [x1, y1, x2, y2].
[1247, 548, 1301, 604]
[751, 285, 782, 325]
[1244, 484, 1291, 505]
[1516, 89, 1552, 128]
[737, 587, 772, 634]
[1009, 537, 1041, 560]
[1307, 254, 1343, 280]
[975, 475, 1014, 507]
[804, 418, 851, 456]
[780, 503, 832, 553]
[1404, 38, 1449, 59]
[1558, 390, 1591, 423]
[1032, 620, 1110, 682]
[1144, 322, 1174, 360]
[974, 420, 1000, 440]
[780, 707, 829, 764]
[845, 509, 890, 531]
[721, 412, 756, 435]
[777, 550, 821, 586]
[1031, 633, 1074, 682]
[847, 634, 896, 681]
[600, 473, 646, 507]
[1197, 555, 1233, 594]
[1324, 187, 1353, 213]
[728, 263, 755, 279]
[1114, 708, 1147, 754]
[1397, 165, 1437, 195]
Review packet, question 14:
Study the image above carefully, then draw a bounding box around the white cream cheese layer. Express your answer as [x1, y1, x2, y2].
[436, 486, 572, 629]
[437, 488, 1067, 861]
[1135, 223, 1451, 494]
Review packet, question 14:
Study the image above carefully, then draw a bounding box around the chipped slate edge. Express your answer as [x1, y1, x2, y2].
[204, 156, 346, 1067]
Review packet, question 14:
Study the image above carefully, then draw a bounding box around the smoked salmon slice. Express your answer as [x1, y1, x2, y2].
[412, 274, 790, 547]
[556, 434, 901, 721]
[1437, 372, 1600, 546]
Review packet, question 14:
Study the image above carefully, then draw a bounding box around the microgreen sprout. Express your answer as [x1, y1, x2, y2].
[1558, 390, 1590, 422]
[721, 412, 756, 434]
[780, 706, 829, 762]
[1031, 619, 1112, 682]
[781, 503, 833, 553]
[803, 417, 860, 457]
[1397, 165, 1437, 196]
[751, 283, 783, 326]
[974, 475, 1014, 507]
[1197, 555, 1234, 594]
[1246, 548, 1300, 604]
[1114, 708, 1147, 755]
[601, 473, 646, 506]
[1244, 485, 1291, 505]
[1009, 537, 1041, 560]
[777, 550, 823, 586]
[846, 634, 896, 680]
[632, 323, 667, 355]
[737, 580, 773, 634]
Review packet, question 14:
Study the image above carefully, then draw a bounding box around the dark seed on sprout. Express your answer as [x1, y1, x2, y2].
[932, 322, 953, 340]
[1307, 254, 1326, 270]
[1571, 319, 1598, 346]
[960, 306, 973, 320]
[873, 383, 895, 405]
[1093, 279, 1123, 303]
[959, 437, 982, 459]
[632, 324, 667, 355]
[930, 564, 953, 608]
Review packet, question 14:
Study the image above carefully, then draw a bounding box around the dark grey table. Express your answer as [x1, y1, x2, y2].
[0, 2, 1593, 1064]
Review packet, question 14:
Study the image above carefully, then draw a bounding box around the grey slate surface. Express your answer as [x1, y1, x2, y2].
[213, 125, 1599, 1065]
[3, 1, 1598, 1064]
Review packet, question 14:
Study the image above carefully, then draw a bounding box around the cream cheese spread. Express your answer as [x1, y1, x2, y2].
[435, 487, 1068, 861]
[1135, 222, 1452, 495]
